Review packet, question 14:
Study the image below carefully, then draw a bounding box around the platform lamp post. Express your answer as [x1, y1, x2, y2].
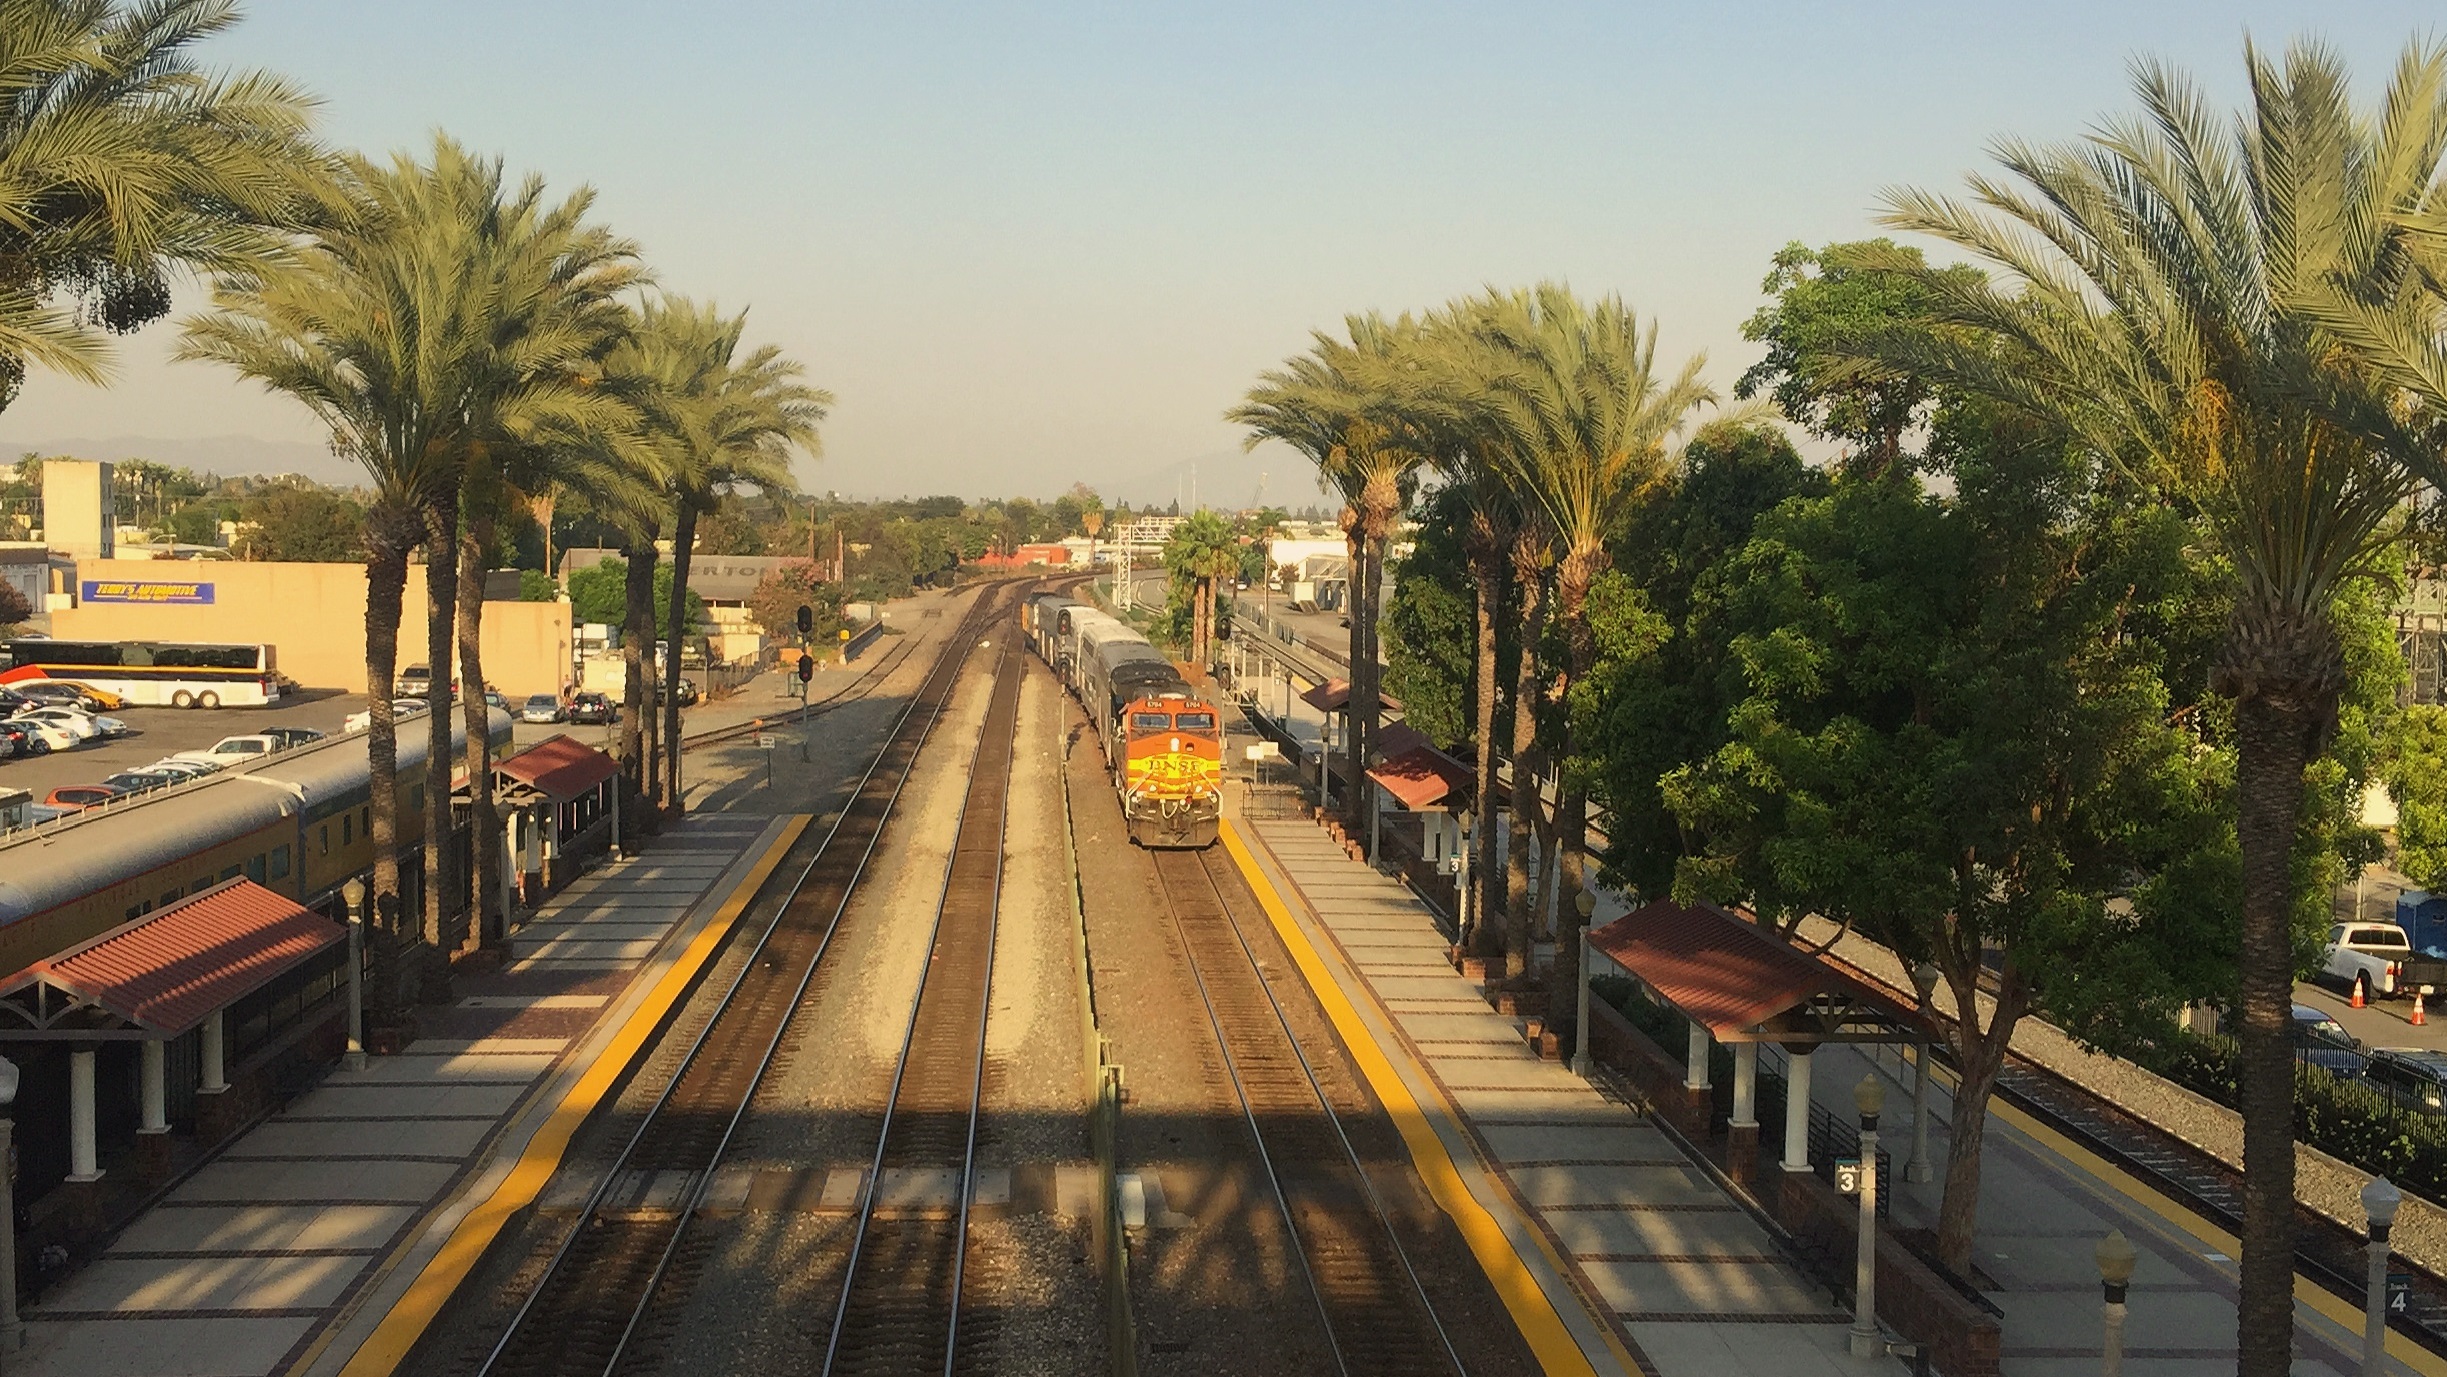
[1906, 961, 1940, 1184]
[341, 879, 368, 1072]
[2365, 1176, 2402, 1376]
[2097, 1227, 2135, 1376]
[1571, 890, 1597, 1077]
[1849, 1074, 1883, 1358]
[0, 1052, 18, 1366]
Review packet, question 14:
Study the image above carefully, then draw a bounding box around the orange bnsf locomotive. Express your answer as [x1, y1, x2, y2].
[1025, 593, 1222, 848]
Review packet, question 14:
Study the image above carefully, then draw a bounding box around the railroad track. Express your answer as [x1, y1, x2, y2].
[819, 635, 1022, 1376]
[1822, 949, 2447, 1357]
[465, 581, 1021, 1377]
[1150, 846, 1463, 1377]
[677, 633, 922, 752]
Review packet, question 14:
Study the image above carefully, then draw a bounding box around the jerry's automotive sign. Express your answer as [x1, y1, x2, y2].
[80, 580, 215, 605]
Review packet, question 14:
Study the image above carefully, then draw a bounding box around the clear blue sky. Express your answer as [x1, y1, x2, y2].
[6, 1, 2442, 506]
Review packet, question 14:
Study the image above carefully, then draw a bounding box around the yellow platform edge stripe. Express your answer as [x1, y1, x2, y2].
[336, 814, 812, 1377]
[1912, 1048, 2447, 1374]
[1219, 820, 1609, 1377]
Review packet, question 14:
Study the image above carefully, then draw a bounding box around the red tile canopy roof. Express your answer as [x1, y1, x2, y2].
[1367, 744, 1476, 810]
[1, 879, 343, 1036]
[1586, 899, 1931, 1046]
[1299, 678, 1401, 715]
[496, 734, 618, 802]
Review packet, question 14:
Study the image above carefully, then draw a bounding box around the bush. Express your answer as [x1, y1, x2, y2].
[2151, 1027, 2447, 1204]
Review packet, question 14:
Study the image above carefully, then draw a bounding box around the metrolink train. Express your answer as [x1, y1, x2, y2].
[0, 711, 513, 978]
[1022, 593, 1222, 848]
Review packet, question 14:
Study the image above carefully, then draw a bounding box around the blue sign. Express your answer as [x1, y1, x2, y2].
[81, 580, 215, 606]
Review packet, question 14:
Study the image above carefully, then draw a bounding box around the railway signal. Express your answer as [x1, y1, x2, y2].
[795, 604, 813, 635]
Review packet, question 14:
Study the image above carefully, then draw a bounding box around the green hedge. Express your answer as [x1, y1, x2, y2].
[2153, 1030, 2447, 1201]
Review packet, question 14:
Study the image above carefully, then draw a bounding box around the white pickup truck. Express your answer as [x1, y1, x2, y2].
[2321, 922, 2415, 1001]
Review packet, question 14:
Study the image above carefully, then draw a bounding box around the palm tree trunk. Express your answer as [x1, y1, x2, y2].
[2235, 690, 2320, 1376]
[663, 503, 697, 815]
[1468, 546, 1505, 958]
[1548, 552, 1597, 999]
[457, 505, 501, 949]
[1358, 532, 1385, 857]
[421, 494, 459, 981]
[1505, 536, 1547, 980]
[362, 514, 415, 1022]
[619, 536, 657, 800]
[1343, 519, 1365, 825]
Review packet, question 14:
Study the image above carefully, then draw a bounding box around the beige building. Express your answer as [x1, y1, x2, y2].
[50, 560, 572, 697]
[40, 459, 113, 561]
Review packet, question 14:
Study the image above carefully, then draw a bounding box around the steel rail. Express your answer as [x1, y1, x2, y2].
[469, 582, 1019, 1377]
[818, 635, 1022, 1377]
[1151, 847, 1467, 1377]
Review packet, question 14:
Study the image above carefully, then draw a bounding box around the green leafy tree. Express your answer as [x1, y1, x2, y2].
[1381, 485, 1480, 751]
[1585, 421, 1823, 900]
[1858, 44, 2447, 1354]
[567, 557, 704, 633]
[1737, 241, 1982, 474]
[1668, 403, 2232, 1273]
[234, 484, 364, 561]
[746, 560, 842, 648]
[2391, 708, 2447, 892]
[0, 578, 29, 629]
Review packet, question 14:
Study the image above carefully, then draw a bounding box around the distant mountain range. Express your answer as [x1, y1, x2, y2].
[0, 434, 363, 487]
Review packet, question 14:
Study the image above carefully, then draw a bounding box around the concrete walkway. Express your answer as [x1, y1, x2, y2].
[1790, 1025, 2406, 1374]
[16, 812, 792, 1377]
[1234, 816, 1902, 1377]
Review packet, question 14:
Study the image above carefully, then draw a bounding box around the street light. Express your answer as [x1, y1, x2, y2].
[1907, 961, 1940, 1184]
[341, 878, 368, 1072]
[0, 1051, 19, 1363]
[1850, 1074, 1884, 1358]
[2097, 1228, 2136, 1377]
[2364, 1176, 2402, 1376]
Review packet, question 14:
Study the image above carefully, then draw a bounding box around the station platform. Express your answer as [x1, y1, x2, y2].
[1222, 815, 1903, 1377]
[1781, 921, 2435, 1376]
[13, 811, 806, 1377]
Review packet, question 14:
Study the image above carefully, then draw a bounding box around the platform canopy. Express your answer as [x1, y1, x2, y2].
[490, 733, 618, 806]
[1367, 744, 1476, 811]
[1588, 899, 1932, 1047]
[0, 879, 344, 1041]
[1299, 678, 1401, 716]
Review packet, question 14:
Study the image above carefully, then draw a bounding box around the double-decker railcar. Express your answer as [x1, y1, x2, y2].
[0, 710, 511, 976]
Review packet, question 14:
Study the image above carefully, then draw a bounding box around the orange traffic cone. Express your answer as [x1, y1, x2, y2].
[2353, 979, 2367, 1009]
[2415, 990, 2428, 1028]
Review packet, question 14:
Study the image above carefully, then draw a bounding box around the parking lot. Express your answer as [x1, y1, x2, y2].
[0, 664, 831, 806]
[0, 691, 645, 803]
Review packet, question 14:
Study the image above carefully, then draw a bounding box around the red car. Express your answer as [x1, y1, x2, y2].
[44, 784, 123, 811]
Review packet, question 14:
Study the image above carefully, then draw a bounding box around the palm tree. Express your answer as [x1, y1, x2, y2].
[639, 299, 826, 812]
[183, 135, 642, 973]
[1861, 42, 2447, 1368]
[1163, 509, 1239, 664]
[0, 0, 333, 408]
[1231, 315, 1431, 836]
[1441, 284, 1719, 977]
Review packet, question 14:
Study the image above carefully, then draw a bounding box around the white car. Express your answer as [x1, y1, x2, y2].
[2, 718, 81, 752]
[19, 706, 126, 741]
[345, 699, 432, 734]
[172, 734, 282, 768]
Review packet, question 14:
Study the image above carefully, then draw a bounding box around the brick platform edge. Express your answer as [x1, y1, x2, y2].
[1581, 993, 2001, 1377]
